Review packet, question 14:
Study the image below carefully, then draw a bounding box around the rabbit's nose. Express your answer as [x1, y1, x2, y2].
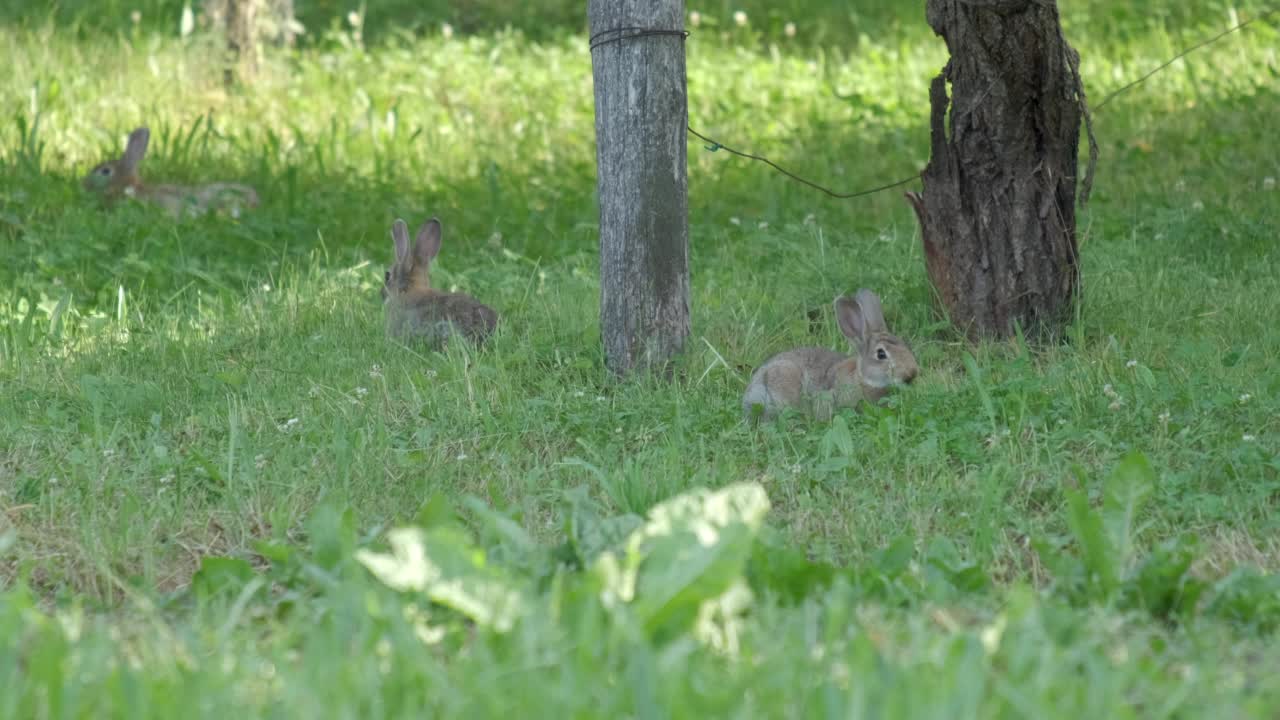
[901, 365, 919, 384]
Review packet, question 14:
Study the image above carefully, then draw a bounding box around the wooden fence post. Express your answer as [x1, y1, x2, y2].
[588, 0, 691, 377]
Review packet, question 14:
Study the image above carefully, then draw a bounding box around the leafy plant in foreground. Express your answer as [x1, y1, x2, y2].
[356, 482, 772, 651]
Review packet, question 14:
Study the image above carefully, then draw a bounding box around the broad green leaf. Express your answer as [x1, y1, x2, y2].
[463, 495, 536, 551]
[191, 556, 256, 600]
[821, 415, 854, 458]
[594, 482, 771, 644]
[874, 535, 915, 577]
[692, 579, 754, 658]
[747, 529, 838, 604]
[1064, 487, 1117, 600]
[1103, 451, 1156, 571]
[626, 482, 770, 549]
[633, 523, 757, 641]
[574, 511, 643, 564]
[1121, 535, 1204, 622]
[413, 491, 459, 530]
[924, 536, 991, 597]
[1205, 569, 1280, 631]
[356, 527, 526, 632]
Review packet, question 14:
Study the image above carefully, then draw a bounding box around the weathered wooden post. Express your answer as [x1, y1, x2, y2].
[588, 0, 691, 377]
[906, 0, 1089, 339]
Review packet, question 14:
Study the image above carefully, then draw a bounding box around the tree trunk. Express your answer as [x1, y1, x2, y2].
[588, 0, 691, 376]
[205, 0, 297, 47]
[907, 0, 1086, 339]
[224, 0, 260, 85]
[272, 0, 297, 47]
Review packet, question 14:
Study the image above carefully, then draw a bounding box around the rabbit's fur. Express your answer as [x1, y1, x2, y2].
[82, 127, 259, 219]
[382, 217, 498, 348]
[743, 289, 918, 422]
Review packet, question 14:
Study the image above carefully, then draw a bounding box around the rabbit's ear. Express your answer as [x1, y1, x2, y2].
[835, 295, 867, 345]
[414, 218, 442, 266]
[122, 127, 150, 173]
[853, 289, 888, 333]
[391, 219, 411, 264]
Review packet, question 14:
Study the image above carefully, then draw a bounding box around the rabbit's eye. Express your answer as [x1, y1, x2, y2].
[97, 166, 112, 176]
[876, 347, 889, 361]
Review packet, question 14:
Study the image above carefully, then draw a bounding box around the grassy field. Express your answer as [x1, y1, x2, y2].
[2, 0, 1279, 716]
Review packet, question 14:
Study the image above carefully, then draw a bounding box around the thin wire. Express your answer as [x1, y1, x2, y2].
[589, 26, 689, 52]
[594, 8, 1278, 200]
[686, 125, 921, 199]
[1093, 7, 1279, 110]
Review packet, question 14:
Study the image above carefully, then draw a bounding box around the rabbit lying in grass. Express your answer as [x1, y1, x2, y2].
[743, 289, 918, 422]
[82, 127, 259, 219]
[382, 217, 499, 348]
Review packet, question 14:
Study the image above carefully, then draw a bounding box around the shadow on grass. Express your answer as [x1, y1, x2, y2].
[1, 36, 1274, 320]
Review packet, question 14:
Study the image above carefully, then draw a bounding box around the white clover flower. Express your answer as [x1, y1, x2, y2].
[1109, 401, 1122, 411]
[441, 23, 454, 39]
[573, 390, 586, 398]
[278, 417, 300, 432]
[689, 11, 702, 27]
[1158, 411, 1171, 424]
[1263, 177, 1276, 191]
[1192, 200, 1204, 211]
[255, 454, 267, 470]
[456, 452, 468, 461]
[733, 11, 748, 26]
[369, 364, 383, 378]
[758, 221, 769, 230]
[1239, 393, 1252, 404]
[1126, 359, 1138, 368]
[784, 22, 796, 37]
[729, 217, 741, 226]
[355, 387, 369, 398]
[1242, 434, 1256, 442]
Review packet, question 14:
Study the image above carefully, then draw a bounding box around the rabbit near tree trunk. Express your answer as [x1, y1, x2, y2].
[907, 0, 1088, 340]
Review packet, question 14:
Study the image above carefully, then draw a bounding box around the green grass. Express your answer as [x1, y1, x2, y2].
[2, 0, 1280, 717]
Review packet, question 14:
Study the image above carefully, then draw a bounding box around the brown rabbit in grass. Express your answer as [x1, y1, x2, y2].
[382, 217, 499, 348]
[82, 127, 259, 219]
[742, 289, 919, 423]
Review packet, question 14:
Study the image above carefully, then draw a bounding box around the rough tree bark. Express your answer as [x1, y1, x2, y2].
[224, 0, 261, 85]
[588, 0, 691, 376]
[205, 0, 297, 47]
[906, 0, 1090, 339]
